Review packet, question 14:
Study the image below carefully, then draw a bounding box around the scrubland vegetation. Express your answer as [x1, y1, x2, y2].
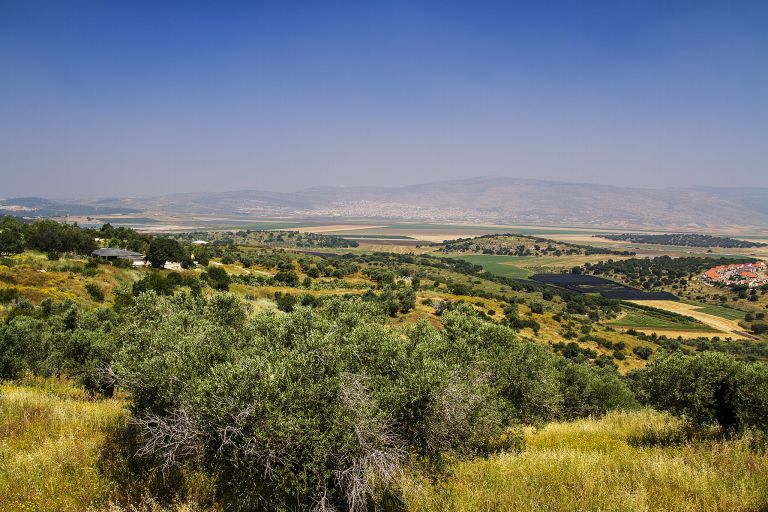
[2, 218, 768, 510]
[437, 233, 632, 256]
[172, 229, 359, 248]
[405, 409, 768, 512]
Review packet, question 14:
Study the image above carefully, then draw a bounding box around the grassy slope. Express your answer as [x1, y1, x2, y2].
[405, 410, 768, 512]
[6, 383, 767, 512]
[0, 250, 657, 372]
[0, 379, 126, 511]
[0, 252, 137, 307]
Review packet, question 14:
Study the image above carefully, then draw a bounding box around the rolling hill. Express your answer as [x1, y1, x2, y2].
[7, 178, 768, 229]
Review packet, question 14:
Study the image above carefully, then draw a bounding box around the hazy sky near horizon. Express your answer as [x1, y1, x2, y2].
[1, 1, 766, 198]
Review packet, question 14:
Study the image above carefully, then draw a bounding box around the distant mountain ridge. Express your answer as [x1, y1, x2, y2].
[0, 197, 139, 217]
[5, 177, 768, 229]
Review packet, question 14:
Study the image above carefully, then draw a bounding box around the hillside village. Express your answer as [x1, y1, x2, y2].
[702, 261, 768, 288]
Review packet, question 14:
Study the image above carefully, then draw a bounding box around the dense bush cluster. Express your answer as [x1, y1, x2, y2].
[1, 277, 767, 510]
[108, 294, 636, 510]
[0, 217, 98, 257]
[439, 233, 631, 256]
[631, 351, 768, 431]
[598, 233, 767, 249]
[0, 299, 120, 395]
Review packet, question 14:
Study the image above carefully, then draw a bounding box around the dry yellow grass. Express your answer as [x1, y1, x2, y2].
[3, 382, 767, 511]
[404, 410, 768, 512]
[0, 379, 127, 512]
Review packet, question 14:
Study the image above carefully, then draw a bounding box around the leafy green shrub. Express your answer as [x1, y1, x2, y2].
[630, 351, 768, 432]
[633, 346, 653, 360]
[133, 272, 176, 296]
[0, 287, 20, 303]
[85, 283, 105, 302]
[274, 291, 298, 312]
[110, 295, 638, 510]
[203, 265, 230, 291]
[0, 303, 119, 394]
[112, 257, 131, 268]
[193, 246, 211, 266]
[273, 269, 299, 287]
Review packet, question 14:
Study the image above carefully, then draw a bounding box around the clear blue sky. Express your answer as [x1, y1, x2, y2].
[1, 1, 766, 198]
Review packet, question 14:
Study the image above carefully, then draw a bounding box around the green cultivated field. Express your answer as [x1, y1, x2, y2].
[689, 303, 748, 321]
[445, 254, 532, 278]
[610, 308, 714, 331]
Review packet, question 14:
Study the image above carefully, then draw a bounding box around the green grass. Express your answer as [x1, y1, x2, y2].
[0, 379, 126, 511]
[404, 410, 768, 512]
[683, 301, 748, 321]
[443, 254, 533, 278]
[0, 379, 216, 512]
[6, 382, 767, 511]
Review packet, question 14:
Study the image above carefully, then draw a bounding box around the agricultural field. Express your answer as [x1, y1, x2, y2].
[625, 300, 750, 339]
[438, 253, 635, 282]
[609, 304, 715, 333]
[531, 273, 678, 301]
[682, 301, 750, 321]
[441, 254, 533, 279]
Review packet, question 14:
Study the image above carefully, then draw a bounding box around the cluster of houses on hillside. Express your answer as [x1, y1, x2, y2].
[701, 261, 768, 288]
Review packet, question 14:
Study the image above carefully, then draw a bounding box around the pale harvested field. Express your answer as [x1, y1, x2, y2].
[628, 300, 746, 337]
[554, 234, 626, 244]
[405, 233, 483, 242]
[294, 224, 386, 233]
